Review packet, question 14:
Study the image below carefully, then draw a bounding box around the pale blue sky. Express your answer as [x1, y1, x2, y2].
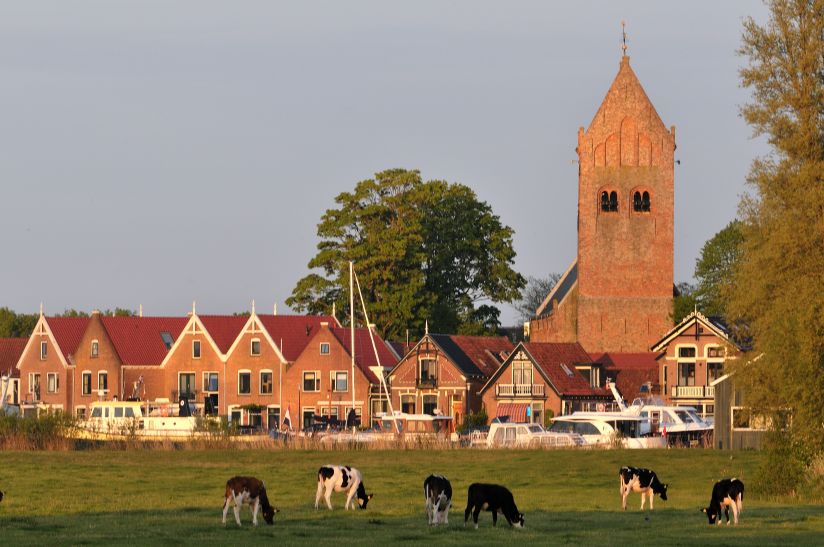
[0, 1, 769, 326]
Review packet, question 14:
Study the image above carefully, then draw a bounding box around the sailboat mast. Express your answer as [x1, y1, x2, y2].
[349, 261, 356, 428]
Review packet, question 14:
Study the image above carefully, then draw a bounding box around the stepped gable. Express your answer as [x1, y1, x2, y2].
[257, 314, 337, 362]
[101, 316, 188, 366]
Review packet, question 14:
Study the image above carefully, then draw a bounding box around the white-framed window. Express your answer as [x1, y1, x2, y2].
[513, 360, 533, 385]
[732, 406, 770, 431]
[98, 371, 109, 393]
[29, 373, 41, 399]
[81, 371, 92, 396]
[91, 339, 99, 358]
[422, 394, 437, 415]
[331, 371, 348, 392]
[706, 345, 725, 358]
[75, 406, 87, 419]
[192, 340, 202, 359]
[342, 406, 363, 426]
[178, 372, 195, 399]
[251, 338, 261, 356]
[267, 405, 280, 430]
[302, 407, 316, 430]
[260, 370, 273, 394]
[40, 340, 48, 360]
[401, 394, 415, 414]
[47, 372, 59, 393]
[320, 342, 330, 355]
[419, 358, 437, 383]
[303, 371, 320, 392]
[707, 361, 724, 383]
[238, 370, 252, 395]
[203, 372, 219, 393]
[677, 345, 697, 358]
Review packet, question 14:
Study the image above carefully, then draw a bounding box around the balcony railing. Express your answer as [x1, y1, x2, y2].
[671, 385, 715, 399]
[416, 377, 438, 389]
[495, 384, 545, 398]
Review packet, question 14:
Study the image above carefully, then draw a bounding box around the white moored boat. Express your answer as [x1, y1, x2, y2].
[76, 400, 202, 441]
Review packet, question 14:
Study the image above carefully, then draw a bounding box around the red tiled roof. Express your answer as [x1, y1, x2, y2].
[101, 316, 189, 366]
[198, 315, 249, 354]
[257, 315, 337, 362]
[0, 338, 27, 377]
[590, 352, 661, 400]
[523, 342, 608, 397]
[495, 403, 528, 422]
[330, 327, 398, 384]
[46, 316, 91, 363]
[437, 335, 514, 377]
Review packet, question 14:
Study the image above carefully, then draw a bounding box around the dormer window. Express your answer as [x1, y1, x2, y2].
[160, 331, 174, 350]
[633, 190, 651, 212]
[91, 340, 99, 358]
[600, 190, 618, 212]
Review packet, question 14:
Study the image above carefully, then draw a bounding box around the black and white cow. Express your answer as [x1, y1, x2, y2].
[619, 466, 668, 511]
[702, 478, 744, 526]
[463, 483, 524, 529]
[423, 474, 452, 526]
[222, 476, 278, 526]
[315, 465, 373, 510]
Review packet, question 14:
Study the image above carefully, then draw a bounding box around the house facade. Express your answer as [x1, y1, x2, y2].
[480, 342, 612, 424]
[17, 315, 90, 413]
[387, 333, 512, 427]
[651, 310, 741, 418]
[281, 323, 397, 431]
[1, 337, 27, 406]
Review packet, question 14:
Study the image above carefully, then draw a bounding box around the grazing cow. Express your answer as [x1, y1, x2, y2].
[463, 483, 524, 529]
[222, 476, 278, 526]
[315, 465, 373, 510]
[424, 474, 452, 526]
[702, 478, 744, 526]
[619, 466, 668, 511]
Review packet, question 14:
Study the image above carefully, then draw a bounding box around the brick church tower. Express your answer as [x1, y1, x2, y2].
[529, 53, 675, 352]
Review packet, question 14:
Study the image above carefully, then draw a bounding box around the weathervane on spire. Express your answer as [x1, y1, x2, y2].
[621, 21, 628, 57]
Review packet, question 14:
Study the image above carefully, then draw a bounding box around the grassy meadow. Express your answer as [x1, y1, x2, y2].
[0, 448, 822, 545]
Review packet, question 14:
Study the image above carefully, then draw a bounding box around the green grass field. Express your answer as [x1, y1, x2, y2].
[1, 448, 822, 545]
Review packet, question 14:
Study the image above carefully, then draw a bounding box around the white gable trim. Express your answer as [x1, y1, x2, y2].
[160, 314, 226, 367]
[225, 313, 288, 364]
[15, 316, 71, 370]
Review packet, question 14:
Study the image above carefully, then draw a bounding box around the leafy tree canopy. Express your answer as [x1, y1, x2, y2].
[287, 169, 526, 339]
[693, 220, 744, 318]
[672, 281, 697, 324]
[729, 0, 824, 487]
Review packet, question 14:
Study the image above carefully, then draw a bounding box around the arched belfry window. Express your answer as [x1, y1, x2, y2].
[633, 190, 651, 212]
[601, 190, 618, 212]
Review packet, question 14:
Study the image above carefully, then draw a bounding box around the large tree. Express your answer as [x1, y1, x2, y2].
[287, 169, 525, 339]
[693, 220, 744, 318]
[729, 0, 824, 488]
[513, 274, 561, 323]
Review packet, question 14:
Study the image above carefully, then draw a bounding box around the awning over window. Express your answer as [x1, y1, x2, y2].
[496, 403, 529, 423]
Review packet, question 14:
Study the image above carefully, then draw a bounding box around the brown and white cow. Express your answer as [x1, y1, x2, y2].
[222, 476, 278, 526]
[315, 465, 373, 510]
[619, 466, 668, 511]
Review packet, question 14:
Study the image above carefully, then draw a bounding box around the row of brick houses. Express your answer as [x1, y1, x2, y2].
[5, 304, 740, 430]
